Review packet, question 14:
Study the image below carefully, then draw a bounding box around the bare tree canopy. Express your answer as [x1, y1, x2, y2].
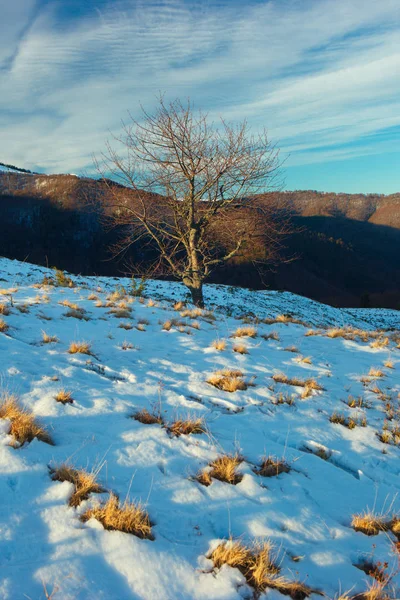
[96, 96, 289, 306]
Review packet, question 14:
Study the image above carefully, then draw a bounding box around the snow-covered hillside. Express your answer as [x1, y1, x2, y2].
[0, 257, 399, 600]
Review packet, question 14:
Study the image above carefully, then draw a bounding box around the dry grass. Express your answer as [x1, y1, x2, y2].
[351, 511, 388, 536]
[59, 299, 79, 310]
[16, 304, 29, 313]
[197, 454, 243, 486]
[180, 308, 203, 319]
[231, 326, 257, 338]
[210, 539, 312, 597]
[81, 493, 153, 539]
[173, 301, 185, 311]
[284, 345, 299, 353]
[55, 389, 73, 404]
[87, 293, 98, 301]
[296, 356, 312, 365]
[369, 367, 385, 378]
[272, 373, 324, 393]
[50, 464, 104, 506]
[0, 318, 9, 333]
[261, 331, 280, 341]
[118, 322, 133, 330]
[42, 331, 59, 344]
[272, 392, 296, 406]
[384, 359, 394, 369]
[108, 308, 132, 319]
[121, 341, 134, 351]
[64, 308, 89, 320]
[68, 341, 92, 355]
[207, 369, 252, 392]
[211, 339, 226, 351]
[0, 303, 10, 315]
[233, 344, 249, 355]
[370, 337, 390, 349]
[0, 394, 53, 446]
[256, 455, 290, 477]
[167, 417, 206, 437]
[133, 408, 164, 425]
[329, 412, 367, 429]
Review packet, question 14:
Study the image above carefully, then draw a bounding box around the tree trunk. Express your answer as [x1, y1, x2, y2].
[183, 277, 205, 308]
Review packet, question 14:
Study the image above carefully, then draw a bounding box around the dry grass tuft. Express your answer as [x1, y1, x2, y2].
[68, 341, 92, 355]
[64, 308, 89, 320]
[81, 493, 153, 539]
[231, 326, 257, 338]
[0, 303, 10, 315]
[211, 339, 226, 351]
[0, 394, 53, 446]
[108, 308, 132, 319]
[272, 373, 324, 394]
[168, 417, 206, 437]
[233, 344, 249, 355]
[207, 369, 252, 392]
[118, 322, 133, 330]
[173, 301, 185, 311]
[384, 359, 394, 369]
[55, 390, 73, 404]
[370, 337, 390, 349]
[351, 511, 388, 536]
[133, 408, 164, 425]
[329, 412, 366, 429]
[296, 356, 312, 365]
[272, 392, 296, 406]
[210, 538, 313, 597]
[50, 464, 104, 506]
[369, 367, 385, 378]
[42, 331, 59, 344]
[0, 318, 9, 333]
[256, 455, 290, 477]
[284, 345, 299, 353]
[197, 454, 243, 486]
[261, 331, 280, 341]
[180, 308, 203, 319]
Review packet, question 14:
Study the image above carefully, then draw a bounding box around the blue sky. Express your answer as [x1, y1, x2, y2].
[1, 0, 399, 193]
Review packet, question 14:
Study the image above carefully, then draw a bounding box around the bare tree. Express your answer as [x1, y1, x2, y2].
[96, 96, 287, 307]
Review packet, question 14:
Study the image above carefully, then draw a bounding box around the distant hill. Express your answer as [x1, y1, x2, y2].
[0, 170, 399, 309]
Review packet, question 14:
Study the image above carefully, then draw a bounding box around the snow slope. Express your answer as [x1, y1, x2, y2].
[0, 258, 399, 600]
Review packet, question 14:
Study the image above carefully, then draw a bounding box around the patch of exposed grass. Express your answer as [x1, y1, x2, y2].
[351, 511, 388, 536]
[0, 303, 10, 315]
[272, 374, 324, 394]
[329, 412, 367, 429]
[369, 367, 385, 378]
[233, 344, 249, 354]
[261, 331, 279, 341]
[211, 339, 226, 351]
[133, 408, 164, 425]
[284, 345, 299, 353]
[42, 331, 59, 344]
[231, 326, 257, 338]
[167, 417, 206, 437]
[55, 390, 73, 405]
[81, 493, 153, 539]
[118, 322, 133, 330]
[272, 392, 296, 406]
[210, 538, 313, 597]
[197, 454, 243, 486]
[50, 464, 104, 506]
[68, 341, 92, 355]
[256, 455, 290, 477]
[207, 369, 253, 392]
[0, 394, 53, 446]
[0, 318, 9, 333]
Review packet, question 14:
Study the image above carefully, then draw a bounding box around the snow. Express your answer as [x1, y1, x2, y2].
[0, 257, 399, 599]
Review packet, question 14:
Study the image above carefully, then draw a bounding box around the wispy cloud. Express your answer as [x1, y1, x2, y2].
[0, 0, 399, 185]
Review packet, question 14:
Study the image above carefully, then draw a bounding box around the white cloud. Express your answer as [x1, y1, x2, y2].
[0, 0, 399, 176]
